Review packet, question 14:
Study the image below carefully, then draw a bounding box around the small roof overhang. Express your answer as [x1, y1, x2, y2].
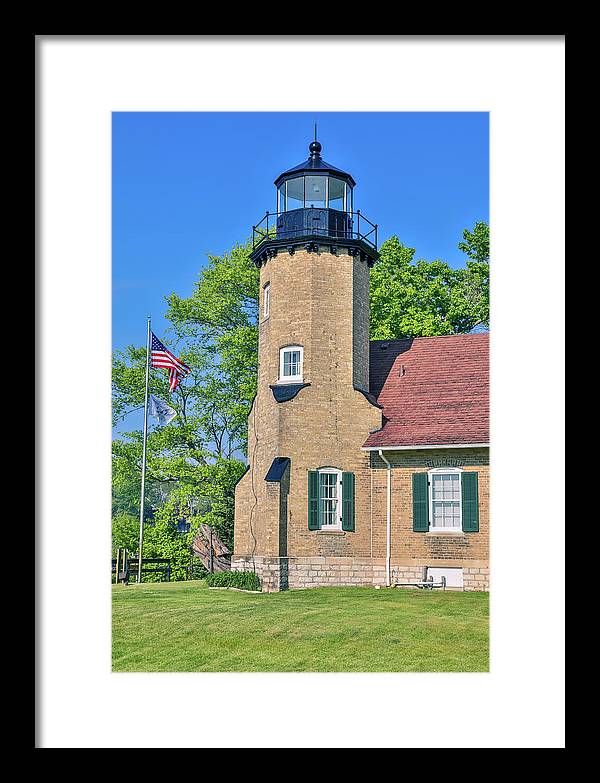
[265, 457, 290, 482]
[269, 383, 310, 403]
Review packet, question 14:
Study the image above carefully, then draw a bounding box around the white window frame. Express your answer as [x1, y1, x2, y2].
[317, 467, 342, 530]
[263, 282, 270, 320]
[278, 345, 304, 384]
[428, 467, 463, 533]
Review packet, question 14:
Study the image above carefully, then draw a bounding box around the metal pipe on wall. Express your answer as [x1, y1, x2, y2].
[378, 450, 392, 586]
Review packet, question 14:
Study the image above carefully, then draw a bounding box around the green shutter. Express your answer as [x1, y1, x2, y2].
[461, 472, 479, 532]
[412, 472, 429, 532]
[308, 470, 319, 530]
[341, 472, 355, 532]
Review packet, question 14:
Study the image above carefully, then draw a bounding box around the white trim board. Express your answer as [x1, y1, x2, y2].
[362, 443, 489, 452]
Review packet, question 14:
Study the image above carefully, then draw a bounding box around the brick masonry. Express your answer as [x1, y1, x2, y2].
[233, 246, 489, 592]
[234, 246, 382, 566]
[368, 448, 489, 590]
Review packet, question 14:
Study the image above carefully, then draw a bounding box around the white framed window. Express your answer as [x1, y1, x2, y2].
[428, 468, 463, 532]
[278, 345, 303, 383]
[263, 282, 270, 319]
[318, 467, 342, 530]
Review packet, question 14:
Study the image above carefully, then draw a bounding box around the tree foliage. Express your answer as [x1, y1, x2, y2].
[166, 241, 259, 421]
[112, 242, 258, 557]
[456, 221, 490, 330]
[458, 220, 490, 264]
[369, 222, 489, 339]
[111, 512, 139, 557]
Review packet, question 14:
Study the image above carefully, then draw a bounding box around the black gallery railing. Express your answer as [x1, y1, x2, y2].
[252, 208, 378, 252]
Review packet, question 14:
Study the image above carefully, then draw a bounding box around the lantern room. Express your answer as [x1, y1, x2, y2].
[250, 137, 379, 267]
[275, 140, 355, 213]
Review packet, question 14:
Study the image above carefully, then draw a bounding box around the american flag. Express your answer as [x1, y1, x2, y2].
[151, 332, 191, 392]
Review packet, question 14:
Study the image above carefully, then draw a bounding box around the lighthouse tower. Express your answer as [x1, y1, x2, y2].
[233, 137, 383, 591]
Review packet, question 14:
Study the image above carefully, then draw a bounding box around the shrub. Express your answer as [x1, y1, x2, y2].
[206, 571, 261, 591]
[111, 512, 139, 558]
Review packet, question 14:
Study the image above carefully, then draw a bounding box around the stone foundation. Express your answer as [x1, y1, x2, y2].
[390, 565, 489, 591]
[463, 567, 490, 591]
[391, 565, 426, 586]
[232, 556, 489, 592]
[232, 556, 386, 592]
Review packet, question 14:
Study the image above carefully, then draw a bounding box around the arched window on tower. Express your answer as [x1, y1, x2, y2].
[278, 345, 303, 383]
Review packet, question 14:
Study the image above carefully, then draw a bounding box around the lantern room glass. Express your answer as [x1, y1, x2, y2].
[286, 177, 304, 211]
[277, 175, 353, 213]
[328, 177, 345, 210]
[305, 175, 327, 208]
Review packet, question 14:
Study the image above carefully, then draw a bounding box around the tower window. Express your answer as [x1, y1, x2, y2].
[279, 345, 303, 383]
[263, 283, 270, 319]
[318, 468, 342, 529]
[308, 467, 355, 532]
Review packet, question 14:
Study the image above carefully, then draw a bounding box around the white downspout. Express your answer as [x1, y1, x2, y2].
[378, 450, 392, 587]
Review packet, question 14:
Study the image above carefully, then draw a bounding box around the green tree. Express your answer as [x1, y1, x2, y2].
[369, 222, 490, 339]
[455, 221, 490, 330]
[458, 220, 490, 263]
[112, 242, 258, 559]
[166, 240, 259, 426]
[111, 512, 139, 558]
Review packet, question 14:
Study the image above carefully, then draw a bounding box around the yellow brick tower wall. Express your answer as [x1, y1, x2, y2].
[233, 245, 382, 589]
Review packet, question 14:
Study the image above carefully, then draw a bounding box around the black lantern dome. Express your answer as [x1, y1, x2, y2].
[250, 137, 378, 267]
[275, 139, 356, 191]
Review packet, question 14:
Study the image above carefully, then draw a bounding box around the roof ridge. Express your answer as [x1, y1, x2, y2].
[370, 332, 489, 344]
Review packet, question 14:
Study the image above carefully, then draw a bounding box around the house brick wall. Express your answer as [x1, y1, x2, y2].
[370, 448, 489, 590]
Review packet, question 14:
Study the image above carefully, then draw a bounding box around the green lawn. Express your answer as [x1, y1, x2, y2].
[112, 581, 489, 672]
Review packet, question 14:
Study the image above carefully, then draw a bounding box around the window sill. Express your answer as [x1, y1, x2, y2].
[427, 529, 465, 536]
[275, 378, 304, 385]
[316, 529, 345, 536]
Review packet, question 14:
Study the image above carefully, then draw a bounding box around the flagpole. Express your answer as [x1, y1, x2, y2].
[137, 316, 151, 584]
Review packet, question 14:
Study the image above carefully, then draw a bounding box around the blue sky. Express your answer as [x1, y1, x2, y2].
[113, 111, 488, 359]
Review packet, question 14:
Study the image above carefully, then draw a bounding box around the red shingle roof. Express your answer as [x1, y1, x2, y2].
[363, 333, 489, 449]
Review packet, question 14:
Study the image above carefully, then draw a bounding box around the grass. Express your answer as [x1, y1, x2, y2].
[112, 580, 489, 672]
